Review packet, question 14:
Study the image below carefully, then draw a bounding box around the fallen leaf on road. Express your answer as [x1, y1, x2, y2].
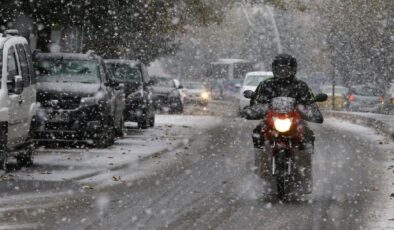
[112, 176, 121, 181]
[82, 185, 94, 190]
[390, 193, 394, 197]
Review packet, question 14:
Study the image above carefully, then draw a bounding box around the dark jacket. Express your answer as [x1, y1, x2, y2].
[248, 76, 323, 123]
[253, 77, 315, 105]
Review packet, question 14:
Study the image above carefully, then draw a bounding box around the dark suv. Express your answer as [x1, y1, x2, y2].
[105, 59, 155, 129]
[32, 52, 125, 147]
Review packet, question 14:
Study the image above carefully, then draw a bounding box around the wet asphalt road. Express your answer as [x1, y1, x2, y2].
[0, 103, 387, 230]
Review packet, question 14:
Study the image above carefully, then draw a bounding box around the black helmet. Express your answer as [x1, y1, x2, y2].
[272, 53, 297, 79]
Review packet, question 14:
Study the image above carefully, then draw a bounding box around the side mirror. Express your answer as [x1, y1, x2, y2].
[243, 90, 255, 99]
[8, 75, 24, 94]
[115, 83, 125, 91]
[235, 83, 242, 89]
[315, 93, 328, 102]
[178, 84, 183, 89]
[147, 79, 156, 86]
[106, 79, 120, 87]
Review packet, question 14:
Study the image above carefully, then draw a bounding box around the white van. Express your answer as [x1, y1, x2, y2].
[0, 30, 38, 171]
[238, 71, 273, 112]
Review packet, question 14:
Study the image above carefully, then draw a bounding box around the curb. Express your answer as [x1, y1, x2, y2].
[324, 111, 394, 140]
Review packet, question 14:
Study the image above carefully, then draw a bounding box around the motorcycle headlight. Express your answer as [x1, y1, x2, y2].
[272, 117, 292, 133]
[201, 92, 209, 100]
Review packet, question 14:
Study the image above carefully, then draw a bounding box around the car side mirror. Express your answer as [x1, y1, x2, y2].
[235, 83, 241, 89]
[147, 79, 156, 86]
[178, 84, 183, 89]
[243, 90, 255, 99]
[115, 83, 124, 91]
[8, 75, 24, 94]
[105, 79, 120, 87]
[315, 93, 328, 102]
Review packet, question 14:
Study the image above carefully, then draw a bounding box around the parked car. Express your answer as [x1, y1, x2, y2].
[151, 76, 183, 113]
[0, 30, 38, 171]
[182, 81, 210, 106]
[317, 85, 349, 110]
[105, 59, 155, 129]
[32, 52, 125, 147]
[380, 83, 394, 114]
[238, 71, 273, 112]
[346, 85, 384, 112]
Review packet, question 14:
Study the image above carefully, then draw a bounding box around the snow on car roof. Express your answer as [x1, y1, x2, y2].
[211, 58, 252, 65]
[245, 71, 273, 76]
[34, 52, 98, 60]
[104, 59, 139, 67]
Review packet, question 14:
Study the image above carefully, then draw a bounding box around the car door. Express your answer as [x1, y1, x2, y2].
[6, 44, 29, 147]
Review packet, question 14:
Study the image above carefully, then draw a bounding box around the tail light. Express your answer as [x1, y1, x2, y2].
[348, 94, 355, 102]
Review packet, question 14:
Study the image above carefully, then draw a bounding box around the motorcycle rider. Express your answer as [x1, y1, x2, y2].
[243, 53, 323, 149]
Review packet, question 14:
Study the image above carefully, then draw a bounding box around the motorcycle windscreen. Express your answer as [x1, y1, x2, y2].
[271, 97, 296, 113]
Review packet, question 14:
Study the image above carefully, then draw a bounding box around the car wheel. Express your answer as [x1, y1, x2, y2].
[116, 116, 125, 138]
[93, 117, 115, 148]
[0, 150, 8, 172]
[17, 142, 35, 167]
[149, 113, 155, 127]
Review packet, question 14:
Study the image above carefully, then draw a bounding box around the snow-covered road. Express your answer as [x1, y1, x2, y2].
[0, 102, 393, 229]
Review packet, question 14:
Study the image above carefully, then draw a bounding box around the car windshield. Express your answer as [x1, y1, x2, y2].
[353, 86, 382, 96]
[244, 75, 271, 86]
[321, 86, 349, 95]
[184, 82, 204, 89]
[35, 59, 99, 83]
[154, 78, 174, 88]
[106, 63, 141, 84]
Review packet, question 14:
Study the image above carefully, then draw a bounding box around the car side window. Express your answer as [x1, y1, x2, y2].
[16, 44, 30, 87]
[7, 47, 18, 83]
[24, 44, 36, 84]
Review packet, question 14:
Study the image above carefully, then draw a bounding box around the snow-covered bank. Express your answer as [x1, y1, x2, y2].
[0, 115, 222, 210]
[325, 118, 394, 229]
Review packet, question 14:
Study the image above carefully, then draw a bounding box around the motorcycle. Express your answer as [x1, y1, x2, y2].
[243, 90, 327, 199]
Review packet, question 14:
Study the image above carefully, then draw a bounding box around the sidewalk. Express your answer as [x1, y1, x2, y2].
[325, 110, 394, 140]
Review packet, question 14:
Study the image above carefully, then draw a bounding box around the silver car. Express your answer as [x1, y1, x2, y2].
[347, 85, 384, 112]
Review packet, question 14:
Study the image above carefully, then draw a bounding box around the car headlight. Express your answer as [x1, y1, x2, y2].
[80, 97, 99, 106]
[201, 92, 209, 100]
[128, 88, 143, 100]
[272, 117, 292, 133]
[170, 90, 180, 97]
[81, 92, 105, 106]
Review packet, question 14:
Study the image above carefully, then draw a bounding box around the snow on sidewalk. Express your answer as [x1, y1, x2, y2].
[325, 118, 394, 229]
[0, 115, 222, 198]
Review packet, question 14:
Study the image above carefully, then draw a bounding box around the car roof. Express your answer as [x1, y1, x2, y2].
[0, 34, 28, 48]
[245, 71, 273, 77]
[34, 52, 100, 61]
[104, 59, 140, 67]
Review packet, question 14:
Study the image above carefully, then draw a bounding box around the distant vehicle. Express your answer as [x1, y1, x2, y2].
[317, 85, 349, 110]
[0, 30, 38, 171]
[207, 59, 255, 99]
[105, 59, 155, 129]
[33, 52, 125, 147]
[238, 71, 273, 112]
[151, 76, 183, 113]
[380, 83, 394, 114]
[182, 81, 210, 106]
[347, 85, 384, 112]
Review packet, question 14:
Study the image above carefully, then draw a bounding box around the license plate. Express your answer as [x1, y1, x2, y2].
[48, 112, 69, 122]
